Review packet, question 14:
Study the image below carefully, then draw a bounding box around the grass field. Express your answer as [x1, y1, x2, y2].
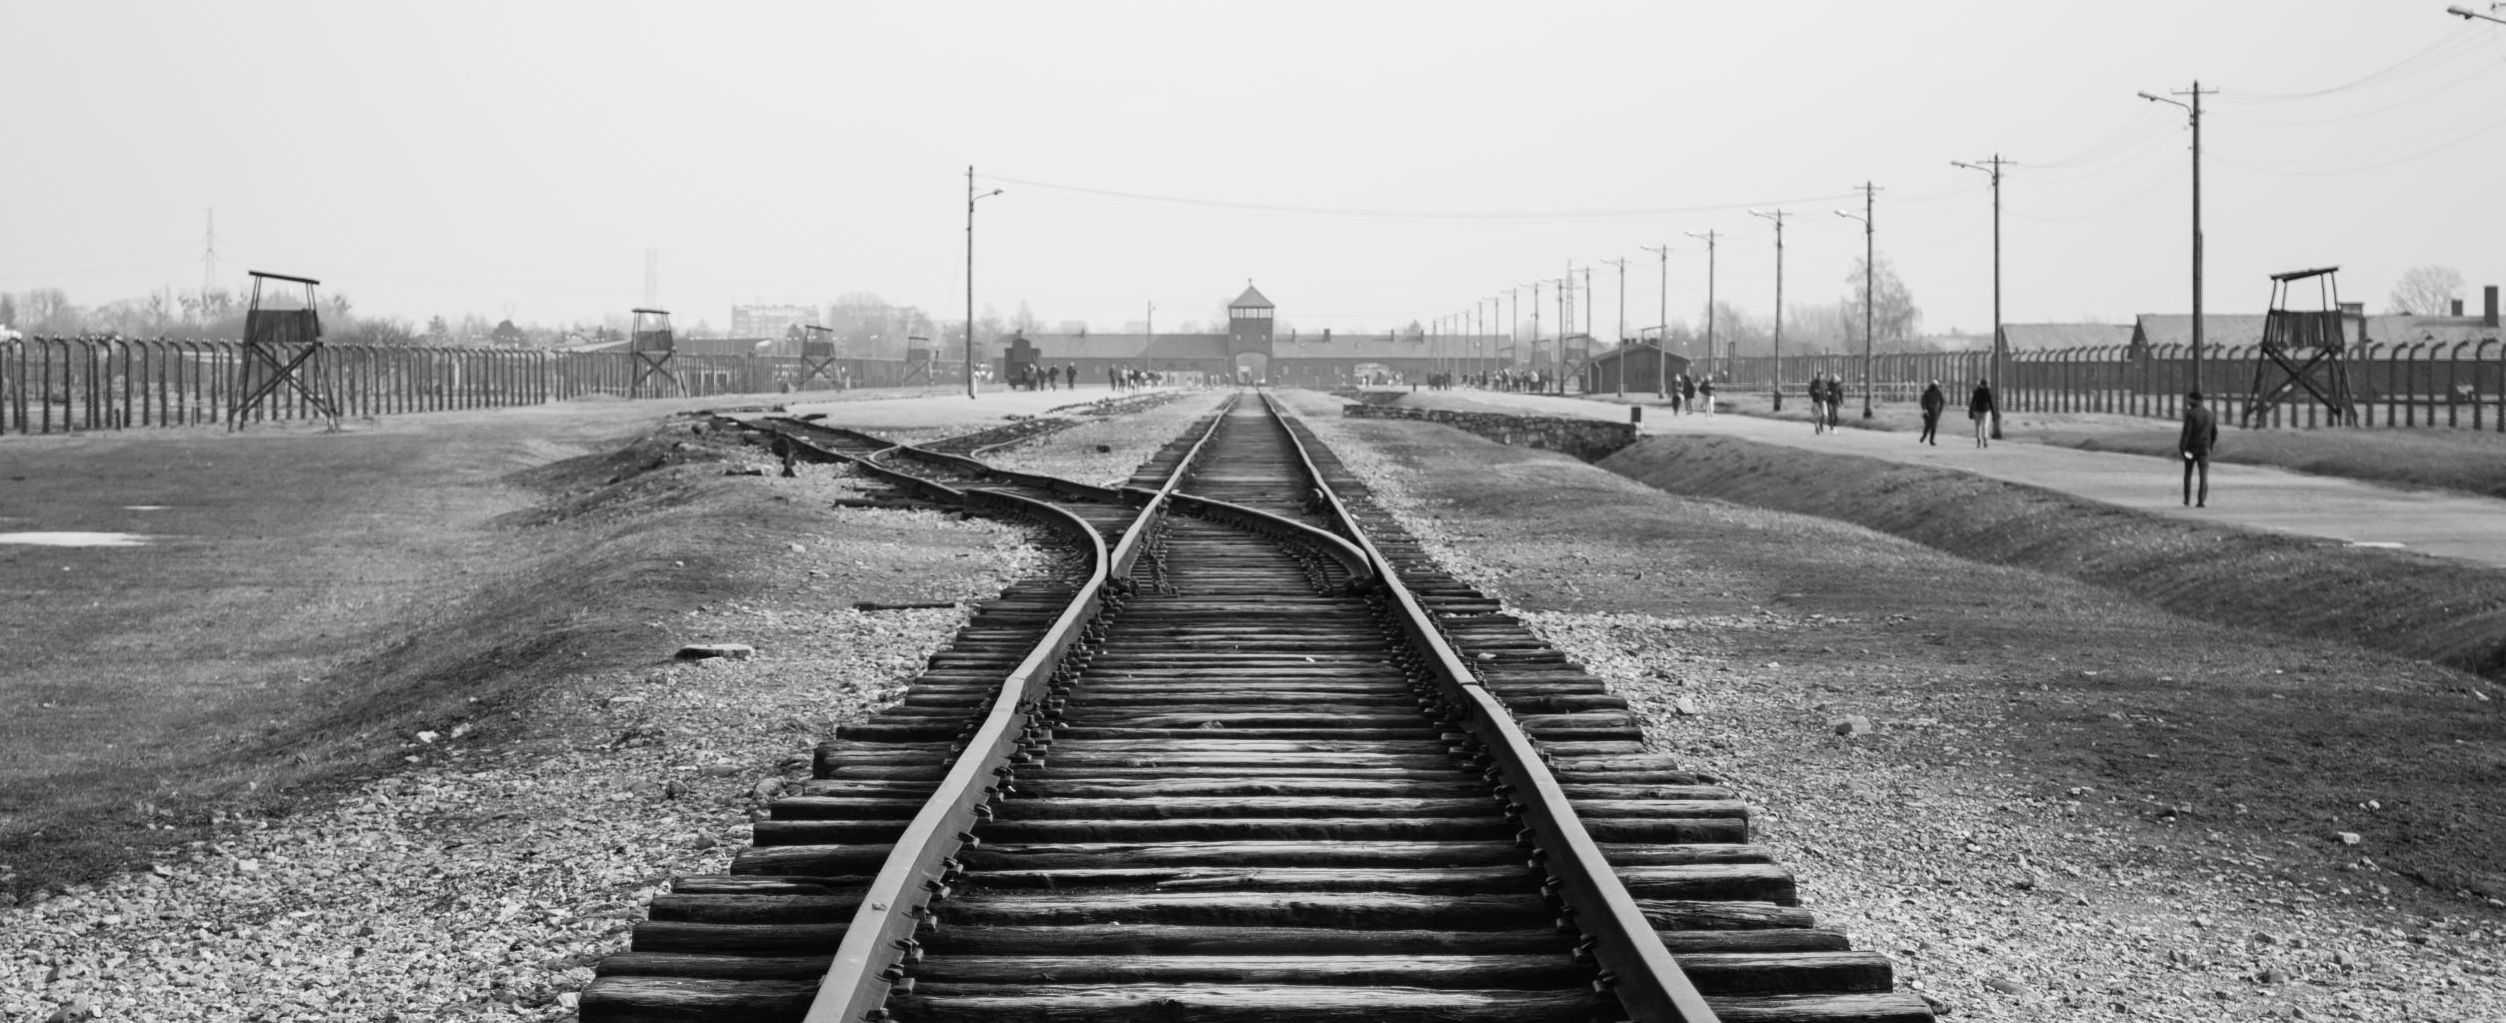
[0, 393, 1009, 898]
[1286, 393, 2504, 1019]
[1700, 390, 2506, 498]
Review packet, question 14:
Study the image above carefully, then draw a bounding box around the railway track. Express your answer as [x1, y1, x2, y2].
[582, 393, 1932, 1023]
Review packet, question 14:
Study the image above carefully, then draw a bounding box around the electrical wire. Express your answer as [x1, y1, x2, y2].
[2206, 104, 2506, 175]
[2216, 29, 2492, 104]
[2210, 45, 2506, 127]
[978, 174, 1860, 223]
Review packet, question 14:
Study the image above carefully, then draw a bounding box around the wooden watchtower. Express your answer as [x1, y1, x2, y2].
[2242, 266, 2358, 427]
[629, 308, 678, 398]
[230, 270, 339, 430]
[799, 325, 843, 388]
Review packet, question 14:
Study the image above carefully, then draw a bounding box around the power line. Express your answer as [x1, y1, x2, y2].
[977, 173, 1858, 223]
[2215, 29, 2492, 104]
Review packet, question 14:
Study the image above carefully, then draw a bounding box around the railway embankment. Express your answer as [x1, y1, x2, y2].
[1601, 434, 2506, 681]
[1288, 391, 2506, 1022]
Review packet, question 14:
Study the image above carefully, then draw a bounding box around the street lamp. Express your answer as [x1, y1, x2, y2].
[965, 165, 1003, 400]
[1748, 209, 1790, 411]
[1836, 197, 1875, 419]
[1952, 156, 2010, 438]
[1640, 244, 1671, 396]
[2140, 83, 2212, 397]
[1684, 230, 1720, 383]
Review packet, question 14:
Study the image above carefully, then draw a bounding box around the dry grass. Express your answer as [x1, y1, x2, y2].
[0, 395, 1006, 899]
[1296, 405, 2505, 1018]
[1697, 389, 2506, 498]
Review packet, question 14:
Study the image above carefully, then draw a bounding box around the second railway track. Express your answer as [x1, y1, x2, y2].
[583, 393, 1933, 1023]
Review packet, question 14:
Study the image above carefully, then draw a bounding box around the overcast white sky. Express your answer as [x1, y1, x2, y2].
[5, 1, 2503, 339]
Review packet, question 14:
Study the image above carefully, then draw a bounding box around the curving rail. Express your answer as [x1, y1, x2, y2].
[1256, 392, 1721, 1021]
[587, 392, 1931, 1023]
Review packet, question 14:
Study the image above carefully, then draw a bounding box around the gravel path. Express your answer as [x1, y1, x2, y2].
[1289, 400, 2505, 1023]
[0, 453, 1039, 1022]
[982, 389, 1230, 486]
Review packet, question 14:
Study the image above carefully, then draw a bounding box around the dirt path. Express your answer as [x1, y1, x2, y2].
[1401, 388, 2506, 570]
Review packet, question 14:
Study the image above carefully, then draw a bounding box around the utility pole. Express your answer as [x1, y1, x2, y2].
[2142, 82, 2215, 394]
[1749, 210, 1790, 410]
[1510, 286, 1521, 372]
[1953, 155, 2012, 438]
[1561, 262, 1575, 389]
[1836, 182, 1880, 418]
[1641, 244, 1671, 396]
[1685, 230, 1719, 383]
[1600, 257, 1630, 395]
[1528, 281, 1543, 383]
[965, 166, 1003, 400]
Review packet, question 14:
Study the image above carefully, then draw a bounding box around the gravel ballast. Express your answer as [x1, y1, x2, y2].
[1288, 398, 2505, 1023]
[1, 445, 1039, 1022]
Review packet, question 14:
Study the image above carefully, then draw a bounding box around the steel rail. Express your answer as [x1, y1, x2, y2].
[1258, 392, 1723, 1023]
[798, 395, 1240, 1023]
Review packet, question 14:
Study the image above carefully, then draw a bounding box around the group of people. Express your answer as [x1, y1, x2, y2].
[1909, 377, 2218, 505]
[1009, 362, 1079, 391]
[1804, 373, 1849, 433]
[1911, 378, 2000, 448]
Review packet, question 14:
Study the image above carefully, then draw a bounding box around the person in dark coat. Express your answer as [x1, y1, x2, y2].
[1680, 374, 1697, 414]
[1808, 374, 1829, 434]
[1968, 378, 1997, 448]
[2180, 390, 2218, 507]
[1825, 375, 1845, 429]
[1697, 377, 1716, 416]
[1918, 379, 1946, 445]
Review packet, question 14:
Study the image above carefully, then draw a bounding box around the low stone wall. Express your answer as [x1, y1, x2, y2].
[1331, 389, 1409, 407]
[1340, 404, 1639, 461]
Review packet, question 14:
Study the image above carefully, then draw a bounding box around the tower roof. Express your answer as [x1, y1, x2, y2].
[1229, 283, 1273, 309]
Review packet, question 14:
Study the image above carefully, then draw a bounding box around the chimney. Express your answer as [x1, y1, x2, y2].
[2487, 285, 2500, 328]
[2451, 298, 2465, 317]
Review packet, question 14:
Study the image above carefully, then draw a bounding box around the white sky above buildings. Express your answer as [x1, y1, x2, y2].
[3, 0, 2502, 339]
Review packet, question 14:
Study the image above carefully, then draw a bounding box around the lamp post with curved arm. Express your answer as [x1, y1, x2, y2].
[965, 166, 1003, 400]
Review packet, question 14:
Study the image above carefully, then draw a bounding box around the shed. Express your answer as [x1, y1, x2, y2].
[1579, 342, 1692, 394]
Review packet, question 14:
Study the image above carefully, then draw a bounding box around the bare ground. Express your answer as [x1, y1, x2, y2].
[1280, 389, 2505, 1023]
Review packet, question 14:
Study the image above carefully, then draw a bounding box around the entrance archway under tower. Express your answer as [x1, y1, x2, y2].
[1233, 352, 1270, 385]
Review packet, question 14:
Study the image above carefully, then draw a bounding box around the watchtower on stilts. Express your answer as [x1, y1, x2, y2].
[230, 271, 338, 430]
[629, 308, 678, 398]
[800, 326, 843, 388]
[2243, 266, 2359, 427]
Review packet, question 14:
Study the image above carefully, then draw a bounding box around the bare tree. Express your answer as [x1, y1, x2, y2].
[2388, 264, 2465, 315]
[1842, 253, 1921, 345]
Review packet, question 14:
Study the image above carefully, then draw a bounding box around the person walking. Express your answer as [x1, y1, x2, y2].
[1918, 379, 1945, 445]
[1967, 378, 1997, 448]
[1824, 374, 1845, 431]
[1680, 373, 1697, 415]
[2180, 390, 2218, 507]
[1808, 374, 1829, 434]
[1697, 376, 1716, 417]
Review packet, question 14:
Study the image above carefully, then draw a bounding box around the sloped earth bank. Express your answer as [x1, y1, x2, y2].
[1277, 391, 2504, 1023]
[0, 420, 1037, 1022]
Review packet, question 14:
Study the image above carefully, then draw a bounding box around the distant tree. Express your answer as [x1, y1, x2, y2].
[0, 292, 15, 328]
[1012, 301, 1039, 333]
[337, 315, 419, 346]
[2389, 264, 2465, 315]
[491, 318, 523, 345]
[22, 287, 74, 332]
[1841, 253, 1921, 346]
[1700, 301, 1770, 357]
[425, 315, 451, 342]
